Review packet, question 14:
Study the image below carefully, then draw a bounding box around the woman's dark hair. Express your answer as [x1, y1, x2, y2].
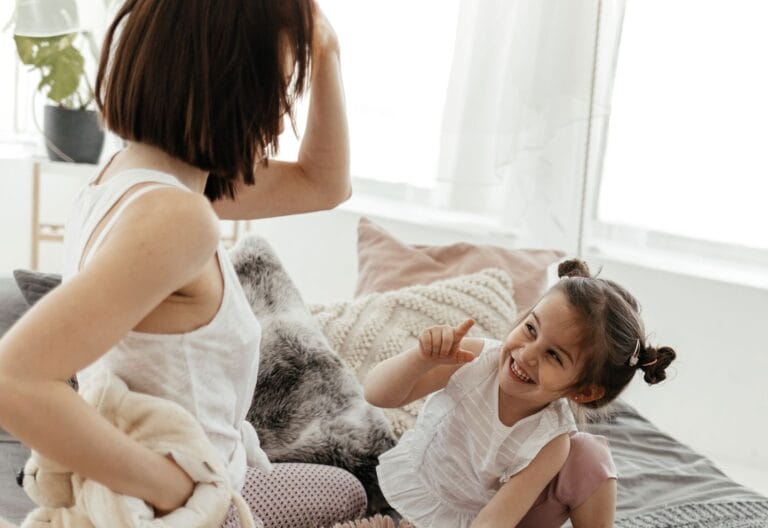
[552, 259, 677, 409]
[95, 0, 314, 202]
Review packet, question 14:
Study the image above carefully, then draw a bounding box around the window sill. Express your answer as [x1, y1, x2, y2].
[338, 188, 519, 243]
[585, 237, 768, 292]
[338, 189, 768, 292]
[0, 135, 41, 160]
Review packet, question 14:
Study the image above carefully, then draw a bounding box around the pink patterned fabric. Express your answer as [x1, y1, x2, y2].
[221, 463, 367, 528]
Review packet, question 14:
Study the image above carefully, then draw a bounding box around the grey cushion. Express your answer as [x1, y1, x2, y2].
[0, 276, 35, 523]
[0, 276, 29, 337]
[12, 269, 62, 308]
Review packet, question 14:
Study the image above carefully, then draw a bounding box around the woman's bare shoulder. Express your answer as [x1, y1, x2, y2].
[103, 186, 220, 261]
[0, 188, 220, 383]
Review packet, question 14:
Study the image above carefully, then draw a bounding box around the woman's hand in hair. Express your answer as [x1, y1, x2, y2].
[311, 1, 340, 61]
[214, 0, 350, 220]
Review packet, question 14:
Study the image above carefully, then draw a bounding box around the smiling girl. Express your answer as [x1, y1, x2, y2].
[364, 259, 677, 528]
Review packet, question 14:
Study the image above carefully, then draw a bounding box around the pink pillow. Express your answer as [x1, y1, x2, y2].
[355, 217, 564, 311]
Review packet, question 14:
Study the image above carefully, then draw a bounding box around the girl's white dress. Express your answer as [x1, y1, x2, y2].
[377, 339, 577, 528]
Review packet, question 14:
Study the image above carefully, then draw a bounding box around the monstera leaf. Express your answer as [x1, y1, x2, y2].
[14, 33, 87, 108]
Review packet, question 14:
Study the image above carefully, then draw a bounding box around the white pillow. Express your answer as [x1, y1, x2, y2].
[309, 268, 518, 437]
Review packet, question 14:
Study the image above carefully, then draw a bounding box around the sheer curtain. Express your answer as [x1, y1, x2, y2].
[435, 0, 626, 254]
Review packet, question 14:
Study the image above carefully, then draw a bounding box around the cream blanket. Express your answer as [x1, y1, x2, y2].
[19, 371, 255, 528]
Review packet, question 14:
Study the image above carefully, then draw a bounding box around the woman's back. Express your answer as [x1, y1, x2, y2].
[61, 164, 270, 490]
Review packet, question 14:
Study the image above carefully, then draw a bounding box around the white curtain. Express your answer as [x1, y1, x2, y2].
[435, 0, 626, 254]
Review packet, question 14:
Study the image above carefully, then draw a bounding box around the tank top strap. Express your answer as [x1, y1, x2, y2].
[77, 169, 192, 271]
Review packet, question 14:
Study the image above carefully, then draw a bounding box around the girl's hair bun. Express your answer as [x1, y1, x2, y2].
[558, 259, 591, 279]
[640, 345, 677, 384]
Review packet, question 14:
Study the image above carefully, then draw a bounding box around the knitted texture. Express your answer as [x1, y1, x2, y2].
[615, 500, 768, 528]
[309, 268, 517, 437]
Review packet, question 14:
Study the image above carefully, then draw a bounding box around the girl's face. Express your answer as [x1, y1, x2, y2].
[498, 289, 587, 412]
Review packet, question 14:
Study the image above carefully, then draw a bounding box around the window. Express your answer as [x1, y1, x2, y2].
[0, 1, 34, 141]
[597, 0, 768, 252]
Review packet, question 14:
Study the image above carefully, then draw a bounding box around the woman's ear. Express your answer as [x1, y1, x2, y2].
[569, 384, 605, 404]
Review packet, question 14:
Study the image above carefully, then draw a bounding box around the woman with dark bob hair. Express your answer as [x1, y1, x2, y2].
[0, 1, 364, 526]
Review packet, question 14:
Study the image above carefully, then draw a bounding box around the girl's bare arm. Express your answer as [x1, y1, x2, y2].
[364, 320, 483, 408]
[0, 189, 219, 512]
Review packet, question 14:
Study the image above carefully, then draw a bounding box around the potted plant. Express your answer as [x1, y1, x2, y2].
[13, 6, 104, 164]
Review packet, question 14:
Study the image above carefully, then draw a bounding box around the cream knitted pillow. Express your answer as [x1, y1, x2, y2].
[309, 268, 518, 437]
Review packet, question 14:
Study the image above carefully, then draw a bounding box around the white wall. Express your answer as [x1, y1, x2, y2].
[0, 159, 35, 269]
[2, 159, 767, 496]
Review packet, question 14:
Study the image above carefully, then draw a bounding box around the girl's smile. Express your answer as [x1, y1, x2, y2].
[508, 355, 535, 384]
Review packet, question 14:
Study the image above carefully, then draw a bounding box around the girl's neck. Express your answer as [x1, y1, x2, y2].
[110, 142, 210, 194]
[497, 388, 551, 427]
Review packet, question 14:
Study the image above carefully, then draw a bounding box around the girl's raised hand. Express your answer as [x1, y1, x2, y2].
[418, 319, 476, 365]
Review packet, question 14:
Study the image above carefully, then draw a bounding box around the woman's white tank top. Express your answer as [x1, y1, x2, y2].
[60, 167, 272, 491]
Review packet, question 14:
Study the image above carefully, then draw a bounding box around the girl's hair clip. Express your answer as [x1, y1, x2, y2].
[628, 339, 641, 367]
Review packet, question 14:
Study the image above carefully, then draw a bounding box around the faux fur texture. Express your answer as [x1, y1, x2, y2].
[229, 235, 397, 515]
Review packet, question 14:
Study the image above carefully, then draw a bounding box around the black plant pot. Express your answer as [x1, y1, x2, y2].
[43, 105, 105, 164]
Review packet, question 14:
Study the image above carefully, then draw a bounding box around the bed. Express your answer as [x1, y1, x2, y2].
[1, 221, 767, 527]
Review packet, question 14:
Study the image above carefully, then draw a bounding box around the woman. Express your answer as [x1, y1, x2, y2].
[0, 1, 363, 526]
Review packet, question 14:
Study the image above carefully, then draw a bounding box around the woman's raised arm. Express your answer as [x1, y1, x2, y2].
[0, 189, 218, 512]
[212, 6, 351, 220]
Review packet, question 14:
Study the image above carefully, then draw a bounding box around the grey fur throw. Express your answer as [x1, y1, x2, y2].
[229, 235, 397, 514]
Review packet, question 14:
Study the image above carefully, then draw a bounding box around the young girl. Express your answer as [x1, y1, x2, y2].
[364, 260, 677, 528]
[0, 1, 366, 527]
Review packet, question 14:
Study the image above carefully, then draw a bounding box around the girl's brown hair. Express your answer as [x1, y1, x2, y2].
[552, 259, 677, 409]
[95, 0, 314, 202]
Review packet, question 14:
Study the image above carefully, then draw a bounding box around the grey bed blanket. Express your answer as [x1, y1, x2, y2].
[579, 401, 768, 527]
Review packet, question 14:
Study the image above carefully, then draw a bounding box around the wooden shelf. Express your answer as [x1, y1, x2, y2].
[29, 160, 248, 270]
[29, 160, 89, 270]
